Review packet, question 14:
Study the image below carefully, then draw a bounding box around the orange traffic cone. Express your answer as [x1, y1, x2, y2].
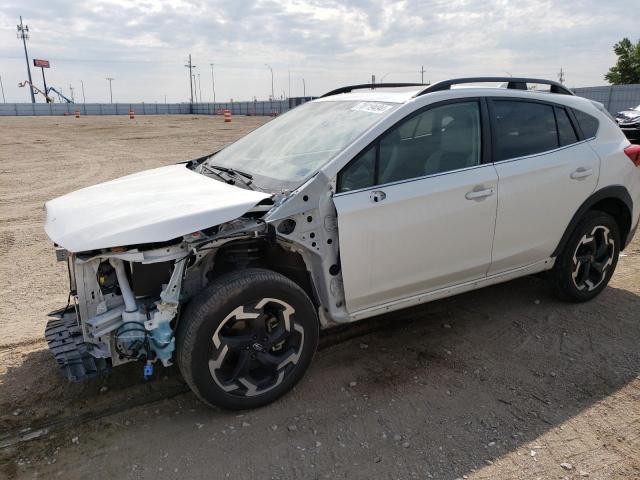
[75, 110, 80, 118]
[223, 109, 231, 123]
[129, 109, 135, 119]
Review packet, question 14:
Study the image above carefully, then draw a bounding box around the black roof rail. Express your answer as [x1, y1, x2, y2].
[416, 77, 574, 96]
[321, 83, 427, 98]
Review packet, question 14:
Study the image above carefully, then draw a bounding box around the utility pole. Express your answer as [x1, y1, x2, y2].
[420, 65, 425, 84]
[80, 80, 86, 103]
[197, 73, 202, 104]
[184, 54, 195, 104]
[371, 74, 376, 88]
[265, 64, 274, 100]
[0, 75, 5, 103]
[209, 63, 216, 104]
[106, 77, 114, 103]
[302, 78, 306, 98]
[192, 74, 197, 102]
[558, 67, 565, 84]
[17, 16, 35, 103]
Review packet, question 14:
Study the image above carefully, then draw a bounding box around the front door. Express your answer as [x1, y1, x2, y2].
[333, 100, 499, 313]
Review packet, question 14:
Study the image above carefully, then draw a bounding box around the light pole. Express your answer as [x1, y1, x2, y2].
[264, 63, 274, 100]
[106, 77, 114, 103]
[209, 63, 216, 104]
[80, 80, 86, 103]
[302, 78, 306, 98]
[192, 74, 197, 102]
[17, 16, 35, 103]
[0, 75, 5, 103]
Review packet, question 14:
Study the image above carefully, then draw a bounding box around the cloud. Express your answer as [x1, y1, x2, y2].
[0, 0, 637, 103]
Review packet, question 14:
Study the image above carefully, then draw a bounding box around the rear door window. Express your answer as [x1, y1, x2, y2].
[491, 101, 558, 161]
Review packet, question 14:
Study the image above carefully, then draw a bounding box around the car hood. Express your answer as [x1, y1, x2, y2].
[44, 164, 270, 252]
[616, 109, 640, 121]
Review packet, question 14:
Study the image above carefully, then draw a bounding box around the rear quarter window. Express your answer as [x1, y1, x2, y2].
[572, 109, 599, 138]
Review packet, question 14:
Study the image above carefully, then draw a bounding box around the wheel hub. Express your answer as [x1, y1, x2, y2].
[208, 298, 305, 397]
[571, 225, 615, 292]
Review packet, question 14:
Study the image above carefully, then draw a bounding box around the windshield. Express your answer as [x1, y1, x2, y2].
[204, 100, 399, 191]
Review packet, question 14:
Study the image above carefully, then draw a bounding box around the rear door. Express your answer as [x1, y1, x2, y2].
[333, 99, 499, 313]
[488, 99, 600, 274]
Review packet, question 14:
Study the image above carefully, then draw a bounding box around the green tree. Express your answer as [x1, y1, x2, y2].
[605, 37, 640, 84]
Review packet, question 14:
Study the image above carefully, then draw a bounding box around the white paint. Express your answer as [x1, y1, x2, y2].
[489, 141, 600, 275]
[334, 164, 498, 313]
[44, 164, 269, 252]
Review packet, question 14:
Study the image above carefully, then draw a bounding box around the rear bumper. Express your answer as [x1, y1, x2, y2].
[45, 307, 110, 382]
[620, 127, 640, 141]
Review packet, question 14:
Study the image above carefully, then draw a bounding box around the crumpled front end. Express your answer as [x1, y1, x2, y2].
[45, 242, 190, 381]
[44, 206, 274, 382]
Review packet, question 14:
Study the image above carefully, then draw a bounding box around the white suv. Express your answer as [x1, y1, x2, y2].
[44, 77, 640, 409]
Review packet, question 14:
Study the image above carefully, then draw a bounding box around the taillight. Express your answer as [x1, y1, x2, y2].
[624, 144, 640, 166]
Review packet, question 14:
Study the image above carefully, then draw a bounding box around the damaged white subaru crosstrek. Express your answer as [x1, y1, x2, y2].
[44, 77, 640, 410]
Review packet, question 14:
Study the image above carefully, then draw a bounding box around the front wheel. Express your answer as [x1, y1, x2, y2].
[177, 268, 319, 410]
[550, 211, 620, 302]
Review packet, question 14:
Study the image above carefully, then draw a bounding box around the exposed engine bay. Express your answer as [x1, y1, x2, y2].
[44, 162, 347, 382]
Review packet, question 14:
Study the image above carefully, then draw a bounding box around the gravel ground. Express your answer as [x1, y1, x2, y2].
[0, 115, 639, 479]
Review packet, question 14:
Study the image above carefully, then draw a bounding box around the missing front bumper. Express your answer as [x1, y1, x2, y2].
[45, 308, 110, 382]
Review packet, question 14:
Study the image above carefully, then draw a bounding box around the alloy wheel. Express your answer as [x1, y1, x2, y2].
[571, 225, 616, 292]
[208, 298, 305, 397]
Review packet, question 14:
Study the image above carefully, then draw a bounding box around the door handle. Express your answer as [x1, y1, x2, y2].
[570, 168, 593, 180]
[465, 187, 495, 200]
[370, 190, 386, 203]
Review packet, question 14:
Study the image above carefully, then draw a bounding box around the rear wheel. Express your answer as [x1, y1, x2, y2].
[550, 211, 620, 302]
[177, 268, 319, 410]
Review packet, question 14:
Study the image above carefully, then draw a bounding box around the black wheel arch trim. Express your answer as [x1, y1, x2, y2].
[552, 185, 634, 257]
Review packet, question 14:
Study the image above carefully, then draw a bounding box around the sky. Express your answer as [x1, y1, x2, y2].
[0, 0, 637, 104]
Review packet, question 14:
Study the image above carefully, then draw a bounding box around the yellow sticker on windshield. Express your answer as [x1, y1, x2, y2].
[351, 102, 393, 114]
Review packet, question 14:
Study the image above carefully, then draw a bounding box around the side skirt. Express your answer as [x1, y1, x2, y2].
[346, 258, 555, 322]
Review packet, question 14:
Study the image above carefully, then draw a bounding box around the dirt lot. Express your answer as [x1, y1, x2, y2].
[1, 115, 639, 480]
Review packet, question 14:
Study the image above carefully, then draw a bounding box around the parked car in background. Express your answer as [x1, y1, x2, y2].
[43, 77, 640, 410]
[616, 104, 640, 141]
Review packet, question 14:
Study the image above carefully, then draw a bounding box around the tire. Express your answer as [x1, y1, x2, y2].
[176, 268, 319, 410]
[550, 211, 620, 302]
